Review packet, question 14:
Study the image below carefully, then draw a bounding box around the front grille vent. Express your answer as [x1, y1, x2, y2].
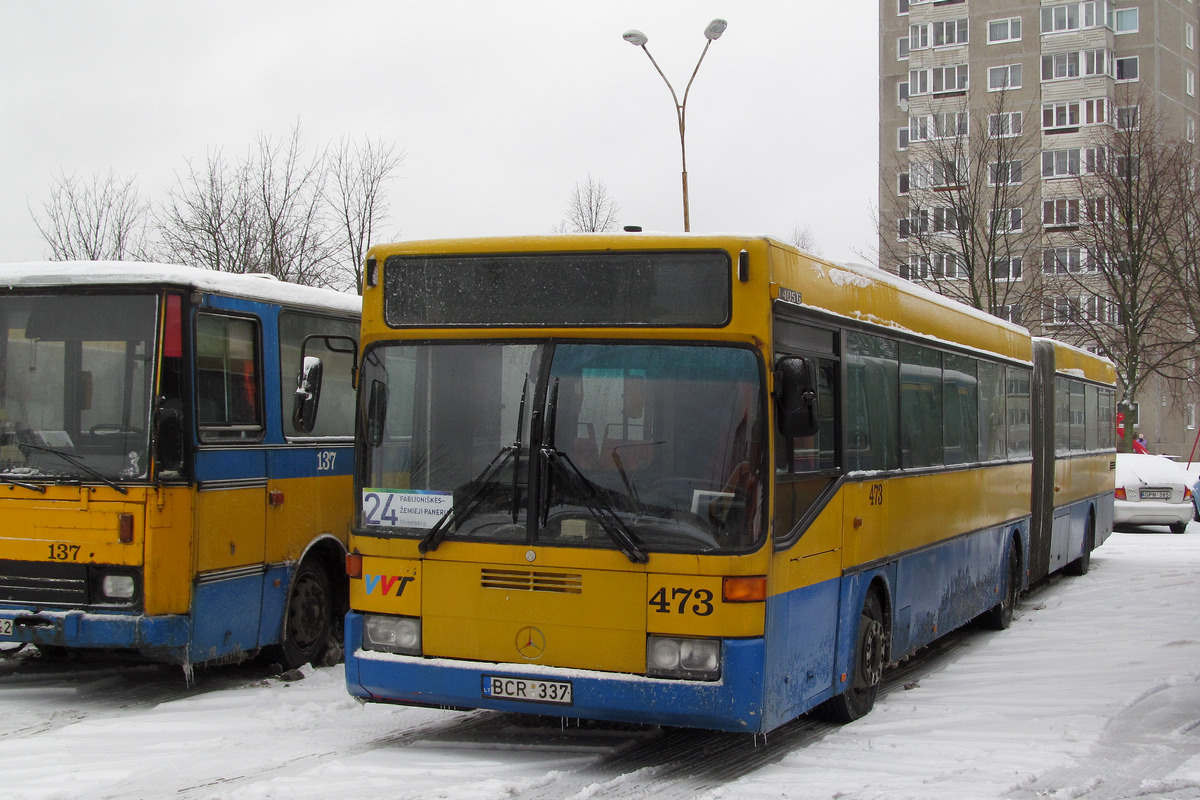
[480, 568, 583, 594]
[0, 559, 89, 606]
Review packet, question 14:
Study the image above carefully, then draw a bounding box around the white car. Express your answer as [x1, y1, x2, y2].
[1114, 453, 1194, 533]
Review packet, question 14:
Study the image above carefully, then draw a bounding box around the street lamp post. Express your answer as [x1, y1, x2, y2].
[623, 19, 727, 233]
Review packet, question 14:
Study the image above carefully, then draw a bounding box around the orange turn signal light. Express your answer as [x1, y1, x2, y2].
[723, 575, 767, 603]
[346, 553, 363, 579]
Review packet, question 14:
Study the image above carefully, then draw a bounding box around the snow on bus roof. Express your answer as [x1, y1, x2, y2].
[0, 261, 361, 314]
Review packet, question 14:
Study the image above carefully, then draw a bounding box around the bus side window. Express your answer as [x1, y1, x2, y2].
[196, 313, 263, 442]
[280, 312, 358, 439]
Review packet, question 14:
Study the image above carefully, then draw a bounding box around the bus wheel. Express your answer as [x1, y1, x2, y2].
[275, 561, 333, 670]
[815, 591, 885, 723]
[1065, 516, 1094, 576]
[982, 542, 1020, 630]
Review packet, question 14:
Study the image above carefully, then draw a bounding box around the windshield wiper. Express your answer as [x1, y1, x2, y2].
[0, 475, 47, 493]
[17, 442, 128, 495]
[419, 377, 529, 554]
[540, 380, 648, 565]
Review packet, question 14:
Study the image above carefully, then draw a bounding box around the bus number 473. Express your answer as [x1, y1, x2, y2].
[648, 587, 714, 616]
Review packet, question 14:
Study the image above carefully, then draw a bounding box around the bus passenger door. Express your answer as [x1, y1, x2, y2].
[191, 311, 268, 662]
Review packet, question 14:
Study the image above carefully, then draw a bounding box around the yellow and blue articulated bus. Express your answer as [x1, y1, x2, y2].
[341, 235, 1115, 733]
[0, 263, 360, 670]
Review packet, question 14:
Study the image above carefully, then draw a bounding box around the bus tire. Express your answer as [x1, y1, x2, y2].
[1065, 515, 1094, 576]
[274, 561, 334, 670]
[815, 590, 885, 724]
[982, 541, 1020, 630]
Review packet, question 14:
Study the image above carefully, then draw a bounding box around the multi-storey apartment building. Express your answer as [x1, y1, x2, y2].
[879, 0, 1200, 455]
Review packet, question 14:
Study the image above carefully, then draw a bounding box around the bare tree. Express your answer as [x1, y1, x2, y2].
[880, 89, 1041, 323]
[157, 149, 264, 274]
[1051, 95, 1200, 424]
[31, 170, 153, 261]
[157, 122, 360, 287]
[325, 136, 405, 294]
[253, 124, 332, 286]
[788, 225, 822, 256]
[555, 175, 620, 233]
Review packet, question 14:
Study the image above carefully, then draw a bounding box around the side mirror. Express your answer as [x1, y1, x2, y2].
[776, 356, 820, 438]
[293, 356, 324, 433]
[153, 401, 185, 473]
[366, 379, 388, 447]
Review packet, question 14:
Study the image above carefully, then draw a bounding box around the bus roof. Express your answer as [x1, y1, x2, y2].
[0, 261, 361, 315]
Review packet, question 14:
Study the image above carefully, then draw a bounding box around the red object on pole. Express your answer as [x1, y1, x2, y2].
[1116, 411, 1125, 440]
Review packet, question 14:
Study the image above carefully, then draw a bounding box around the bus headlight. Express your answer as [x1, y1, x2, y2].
[646, 635, 721, 681]
[100, 574, 136, 600]
[363, 614, 422, 655]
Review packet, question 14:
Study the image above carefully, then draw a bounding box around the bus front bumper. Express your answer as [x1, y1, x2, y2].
[0, 606, 190, 662]
[343, 611, 768, 733]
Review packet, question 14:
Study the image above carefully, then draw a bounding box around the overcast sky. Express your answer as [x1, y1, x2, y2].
[0, 1, 879, 266]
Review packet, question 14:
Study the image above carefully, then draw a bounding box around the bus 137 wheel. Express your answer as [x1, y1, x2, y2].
[816, 591, 885, 723]
[275, 562, 333, 670]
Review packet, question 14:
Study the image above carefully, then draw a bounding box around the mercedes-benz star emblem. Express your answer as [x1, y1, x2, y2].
[516, 626, 546, 660]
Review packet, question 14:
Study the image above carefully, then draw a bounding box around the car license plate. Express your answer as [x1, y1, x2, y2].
[1140, 488, 1172, 500]
[0, 619, 12, 637]
[482, 675, 573, 705]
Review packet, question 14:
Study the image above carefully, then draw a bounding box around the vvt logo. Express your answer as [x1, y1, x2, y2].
[364, 574, 415, 597]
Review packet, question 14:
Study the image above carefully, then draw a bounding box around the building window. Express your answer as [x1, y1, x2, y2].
[1042, 247, 1086, 274]
[990, 112, 1024, 138]
[932, 207, 959, 233]
[906, 254, 931, 279]
[898, 80, 910, 104]
[1043, 148, 1082, 178]
[1187, 23, 1195, 50]
[1189, 117, 1197, 144]
[910, 23, 930, 50]
[1040, 2, 1107, 34]
[898, 36, 910, 60]
[932, 19, 969, 47]
[899, 172, 910, 195]
[932, 252, 966, 278]
[1189, 70, 1196, 97]
[1042, 52, 1080, 80]
[910, 112, 969, 142]
[988, 17, 1023, 43]
[898, 127, 910, 151]
[1116, 105, 1140, 131]
[990, 160, 1023, 185]
[1043, 101, 1080, 130]
[992, 257, 1024, 281]
[1187, 403, 1196, 431]
[1084, 97, 1108, 125]
[1086, 196, 1110, 223]
[1084, 295, 1122, 324]
[992, 303, 1022, 324]
[1043, 198, 1081, 228]
[1114, 8, 1139, 33]
[988, 64, 1023, 90]
[1116, 56, 1139, 82]
[991, 207, 1024, 233]
[910, 158, 969, 189]
[899, 0, 909, 15]
[911, 65, 969, 96]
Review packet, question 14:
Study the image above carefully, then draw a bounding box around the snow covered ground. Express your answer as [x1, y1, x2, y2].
[1, 527, 1198, 800]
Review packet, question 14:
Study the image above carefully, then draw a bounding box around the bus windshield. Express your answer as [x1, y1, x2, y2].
[0, 292, 157, 483]
[360, 341, 766, 554]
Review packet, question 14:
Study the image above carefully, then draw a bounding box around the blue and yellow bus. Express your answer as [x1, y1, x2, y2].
[0, 263, 359, 671]
[340, 235, 1114, 733]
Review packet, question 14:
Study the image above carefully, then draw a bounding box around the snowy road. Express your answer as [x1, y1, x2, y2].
[1, 528, 1198, 800]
